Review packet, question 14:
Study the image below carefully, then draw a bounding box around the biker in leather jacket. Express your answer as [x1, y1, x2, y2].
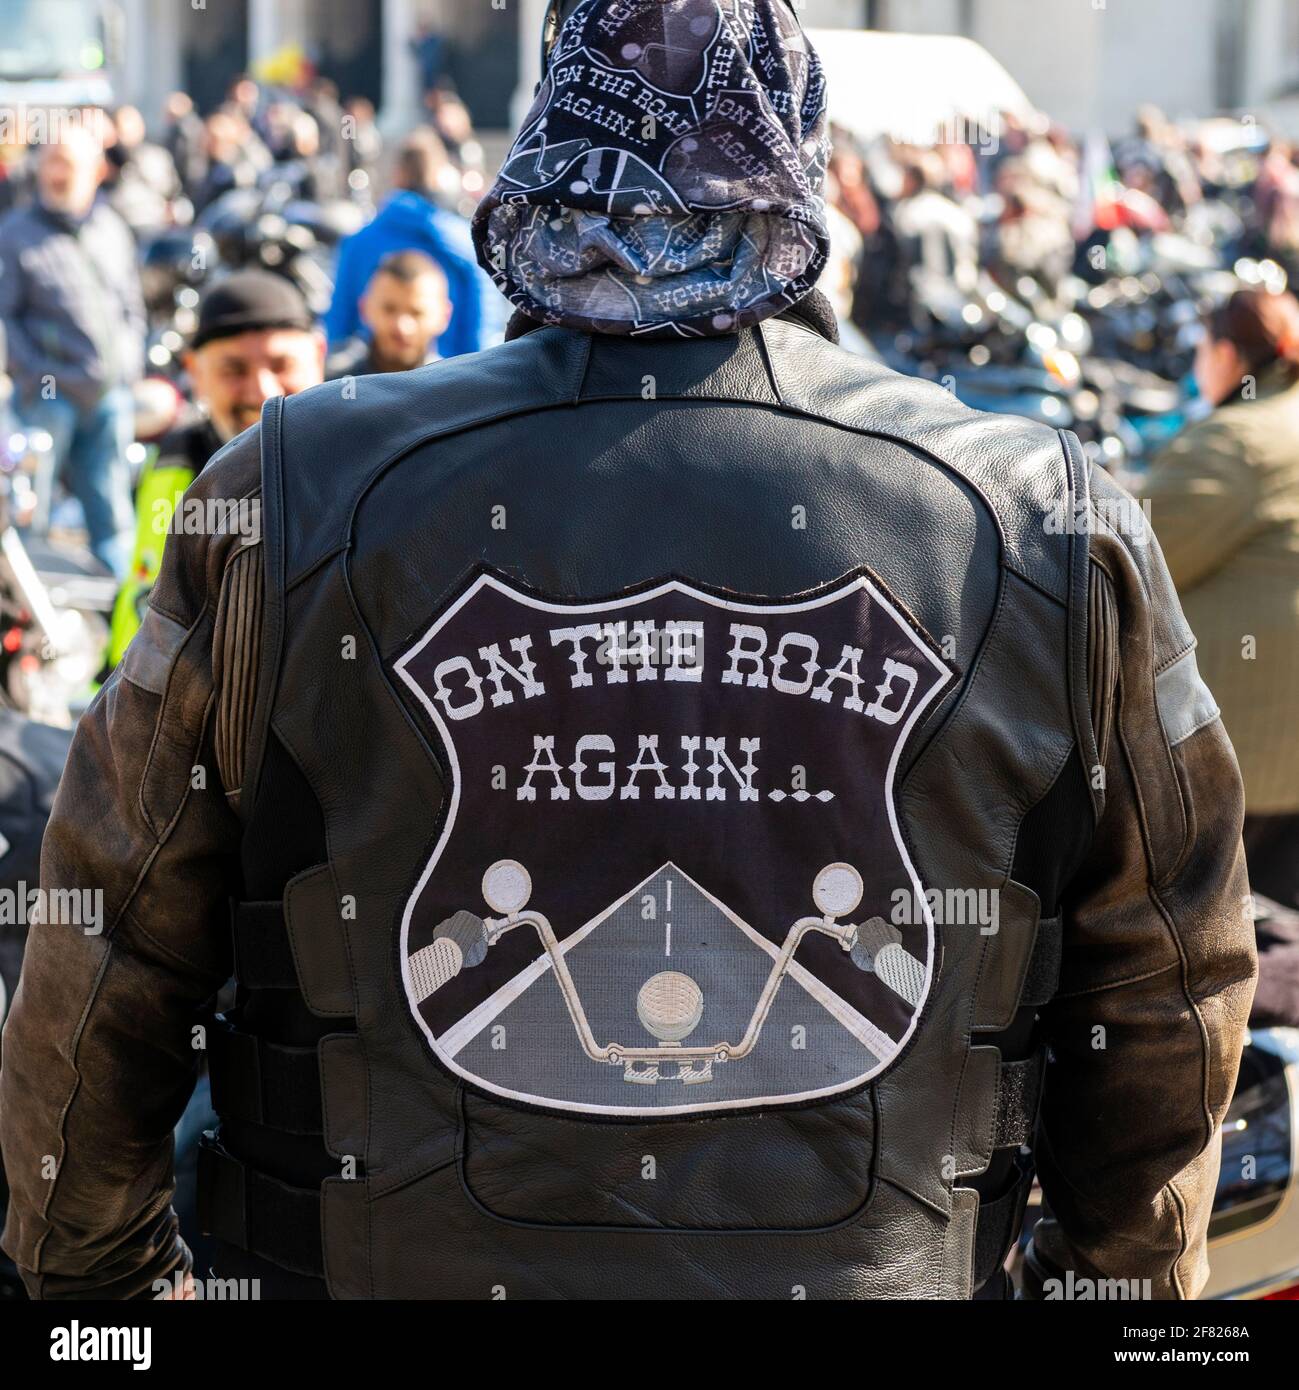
[0, 0, 1256, 1300]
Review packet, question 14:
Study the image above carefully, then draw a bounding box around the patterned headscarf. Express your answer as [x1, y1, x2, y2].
[472, 0, 830, 339]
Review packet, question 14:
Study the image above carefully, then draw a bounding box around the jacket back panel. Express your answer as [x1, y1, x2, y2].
[251, 320, 1090, 1298]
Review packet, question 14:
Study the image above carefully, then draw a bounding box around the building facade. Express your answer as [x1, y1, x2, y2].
[120, 0, 519, 130]
[861, 0, 1299, 134]
[115, 0, 1299, 138]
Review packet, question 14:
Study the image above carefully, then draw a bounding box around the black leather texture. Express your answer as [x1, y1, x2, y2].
[242, 317, 1089, 1298]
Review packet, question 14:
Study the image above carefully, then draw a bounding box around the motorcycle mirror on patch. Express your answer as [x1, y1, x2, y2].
[813, 863, 864, 920]
[483, 859, 533, 916]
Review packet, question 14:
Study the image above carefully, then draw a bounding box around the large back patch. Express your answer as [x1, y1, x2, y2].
[394, 572, 952, 1117]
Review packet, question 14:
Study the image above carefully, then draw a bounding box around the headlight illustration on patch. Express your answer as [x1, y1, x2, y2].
[410, 858, 924, 1086]
[393, 571, 953, 1117]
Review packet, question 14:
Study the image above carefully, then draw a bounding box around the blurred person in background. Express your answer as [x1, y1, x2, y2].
[1189, 134, 1230, 201]
[1141, 288, 1299, 918]
[103, 104, 182, 236]
[109, 269, 324, 666]
[0, 133, 32, 218]
[325, 128, 489, 358]
[820, 182, 873, 356]
[225, 75, 272, 157]
[410, 22, 450, 100]
[892, 153, 980, 297]
[326, 250, 451, 380]
[342, 96, 384, 194]
[828, 134, 881, 243]
[261, 99, 301, 163]
[174, 269, 325, 457]
[1114, 105, 1202, 220]
[193, 109, 262, 212]
[423, 90, 485, 181]
[305, 78, 345, 167]
[162, 91, 207, 200]
[829, 135, 905, 334]
[1024, 126, 1081, 208]
[0, 122, 145, 578]
[1256, 141, 1299, 282]
[270, 107, 343, 203]
[990, 160, 1075, 297]
[937, 139, 979, 200]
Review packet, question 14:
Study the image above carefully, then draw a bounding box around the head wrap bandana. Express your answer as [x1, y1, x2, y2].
[472, 0, 831, 338]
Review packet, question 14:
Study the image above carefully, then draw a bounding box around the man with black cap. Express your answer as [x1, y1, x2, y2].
[107, 270, 323, 666]
[0, 0, 1255, 1303]
[178, 269, 324, 456]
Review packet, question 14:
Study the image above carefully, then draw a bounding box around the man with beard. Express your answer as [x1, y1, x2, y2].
[325, 251, 452, 380]
[108, 271, 323, 666]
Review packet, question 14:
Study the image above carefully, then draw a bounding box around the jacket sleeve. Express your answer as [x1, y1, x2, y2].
[1025, 464, 1258, 1300]
[1134, 415, 1263, 593]
[0, 428, 263, 1299]
[0, 231, 93, 405]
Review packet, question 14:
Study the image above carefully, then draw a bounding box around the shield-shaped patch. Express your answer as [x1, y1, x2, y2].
[393, 571, 953, 1118]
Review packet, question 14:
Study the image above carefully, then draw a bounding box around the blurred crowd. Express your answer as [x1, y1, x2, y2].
[821, 103, 1299, 347]
[0, 71, 504, 578]
[0, 71, 491, 227]
[1, 82, 1299, 939]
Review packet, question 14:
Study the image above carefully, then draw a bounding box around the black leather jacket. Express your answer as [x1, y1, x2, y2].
[0, 303, 1256, 1298]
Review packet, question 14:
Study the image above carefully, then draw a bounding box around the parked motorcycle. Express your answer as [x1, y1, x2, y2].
[0, 432, 111, 726]
[139, 186, 361, 382]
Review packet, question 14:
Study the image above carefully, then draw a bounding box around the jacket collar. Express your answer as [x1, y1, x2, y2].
[1221, 357, 1299, 408]
[36, 197, 96, 235]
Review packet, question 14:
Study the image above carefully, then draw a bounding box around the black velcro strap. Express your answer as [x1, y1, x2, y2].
[208, 1015, 323, 1135]
[973, 1158, 1035, 1289]
[231, 900, 299, 990]
[993, 1052, 1046, 1149]
[1021, 914, 1063, 1007]
[197, 1135, 324, 1278]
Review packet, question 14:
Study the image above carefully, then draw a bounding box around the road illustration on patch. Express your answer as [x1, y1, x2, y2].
[393, 572, 952, 1117]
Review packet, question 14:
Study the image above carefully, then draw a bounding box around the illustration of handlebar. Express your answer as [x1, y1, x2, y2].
[410, 859, 925, 1085]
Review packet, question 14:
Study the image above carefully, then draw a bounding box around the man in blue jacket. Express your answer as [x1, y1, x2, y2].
[325, 129, 497, 358]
